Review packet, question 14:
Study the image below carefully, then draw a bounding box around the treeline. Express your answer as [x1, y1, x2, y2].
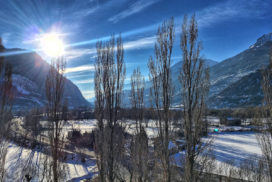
[91, 15, 272, 182]
[91, 15, 211, 182]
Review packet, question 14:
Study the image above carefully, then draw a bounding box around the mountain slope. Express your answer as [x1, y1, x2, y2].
[2, 48, 90, 111]
[122, 59, 217, 107]
[209, 41, 272, 96]
[208, 32, 272, 108]
[209, 70, 263, 108]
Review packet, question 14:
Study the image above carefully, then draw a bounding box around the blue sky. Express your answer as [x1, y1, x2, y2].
[0, 0, 271, 100]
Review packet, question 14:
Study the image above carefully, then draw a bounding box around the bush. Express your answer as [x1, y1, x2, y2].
[67, 128, 95, 148]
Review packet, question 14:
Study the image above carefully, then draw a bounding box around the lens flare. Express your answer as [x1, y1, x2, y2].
[40, 33, 65, 57]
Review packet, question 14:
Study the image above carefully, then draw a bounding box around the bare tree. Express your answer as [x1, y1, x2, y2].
[0, 38, 13, 181]
[23, 108, 42, 141]
[179, 15, 210, 182]
[94, 40, 106, 182]
[129, 67, 149, 182]
[148, 17, 175, 182]
[45, 57, 67, 182]
[258, 47, 272, 182]
[94, 35, 126, 182]
[130, 67, 145, 132]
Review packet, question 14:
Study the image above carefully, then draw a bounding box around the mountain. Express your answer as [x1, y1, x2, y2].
[122, 59, 218, 107]
[122, 33, 272, 109]
[1, 47, 90, 111]
[209, 70, 263, 108]
[171, 59, 218, 87]
[250, 32, 272, 49]
[208, 33, 272, 108]
[209, 40, 272, 96]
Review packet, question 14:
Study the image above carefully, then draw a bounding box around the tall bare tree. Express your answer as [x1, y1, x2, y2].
[0, 38, 13, 181]
[45, 57, 67, 182]
[130, 67, 145, 133]
[179, 15, 210, 182]
[258, 47, 272, 182]
[94, 35, 126, 182]
[94, 40, 106, 182]
[148, 17, 175, 182]
[130, 67, 149, 182]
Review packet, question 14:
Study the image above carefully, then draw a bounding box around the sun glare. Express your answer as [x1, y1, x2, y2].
[40, 33, 65, 57]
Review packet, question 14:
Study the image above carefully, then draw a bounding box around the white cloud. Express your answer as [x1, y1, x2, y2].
[82, 90, 95, 99]
[65, 36, 155, 61]
[74, 79, 94, 84]
[109, 0, 160, 23]
[197, 0, 271, 28]
[65, 48, 96, 60]
[123, 36, 156, 50]
[65, 65, 95, 73]
[1, 32, 11, 45]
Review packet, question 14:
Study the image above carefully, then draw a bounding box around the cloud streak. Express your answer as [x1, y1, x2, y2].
[65, 64, 94, 73]
[81, 90, 95, 99]
[65, 48, 96, 60]
[66, 36, 156, 59]
[197, 0, 271, 28]
[109, 0, 160, 23]
[123, 36, 156, 50]
[74, 79, 94, 84]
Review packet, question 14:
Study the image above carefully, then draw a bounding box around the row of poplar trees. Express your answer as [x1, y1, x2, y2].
[93, 15, 211, 182]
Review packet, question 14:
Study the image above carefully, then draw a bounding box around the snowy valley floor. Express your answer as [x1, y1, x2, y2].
[4, 119, 262, 181]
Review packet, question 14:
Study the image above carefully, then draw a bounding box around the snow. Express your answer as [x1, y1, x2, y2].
[171, 131, 262, 178]
[3, 142, 97, 182]
[5, 118, 265, 180]
[64, 119, 97, 135]
[209, 132, 262, 165]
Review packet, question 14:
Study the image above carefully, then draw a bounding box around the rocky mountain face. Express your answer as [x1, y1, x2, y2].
[1, 48, 90, 111]
[209, 40, 271, 97]
[209, 70, 263, 108]
[250, 32, 272, 49]
[208, 33, 272, 108]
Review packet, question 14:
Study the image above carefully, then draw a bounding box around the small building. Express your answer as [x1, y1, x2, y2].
[207, 116, 220, 126]
[221, 117, 241, 126]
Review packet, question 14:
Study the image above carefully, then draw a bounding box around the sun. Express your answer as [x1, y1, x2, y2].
[40, 32, 65, 57]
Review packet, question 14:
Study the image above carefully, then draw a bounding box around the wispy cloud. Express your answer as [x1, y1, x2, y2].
[65, 36, 156, 60]
[82, 90, 95, 99]
[74, 79, 94, 84]
[65, 64, 94, 73]
[123, 36, 156, 50]
[73, 7, 99, 18]
[65, 48, 96, 60]
[197, 0, 271, 28]
[109, 0, 160, 23]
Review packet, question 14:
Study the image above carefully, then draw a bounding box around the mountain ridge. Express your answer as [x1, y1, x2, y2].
[1, 47, 90, 111]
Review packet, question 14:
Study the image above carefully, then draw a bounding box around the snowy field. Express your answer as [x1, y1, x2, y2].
[211, 132, 262, 165]
[4, 142, 97, 182]
[4, 119, 263, 181]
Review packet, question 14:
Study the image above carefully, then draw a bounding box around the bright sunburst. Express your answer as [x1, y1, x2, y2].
[39, 33, 65, 57]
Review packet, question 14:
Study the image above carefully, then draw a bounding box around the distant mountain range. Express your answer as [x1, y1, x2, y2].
[1, 47, 90, 111]
[3, 32, 272, 111]
[123, 32, 272, 109]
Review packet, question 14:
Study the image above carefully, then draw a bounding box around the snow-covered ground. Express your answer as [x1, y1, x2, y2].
[6, 119, 264, 181]
[3, 142, 97, 182]
[211, 132, 262, 165]
[172, 131, 262, 180]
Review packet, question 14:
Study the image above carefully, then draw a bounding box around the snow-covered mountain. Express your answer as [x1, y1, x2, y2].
[208, 33, 272, 108]
[250, 32, 272, 49]
[122, 32, 272, 109]
[2, 47, 90, 111]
